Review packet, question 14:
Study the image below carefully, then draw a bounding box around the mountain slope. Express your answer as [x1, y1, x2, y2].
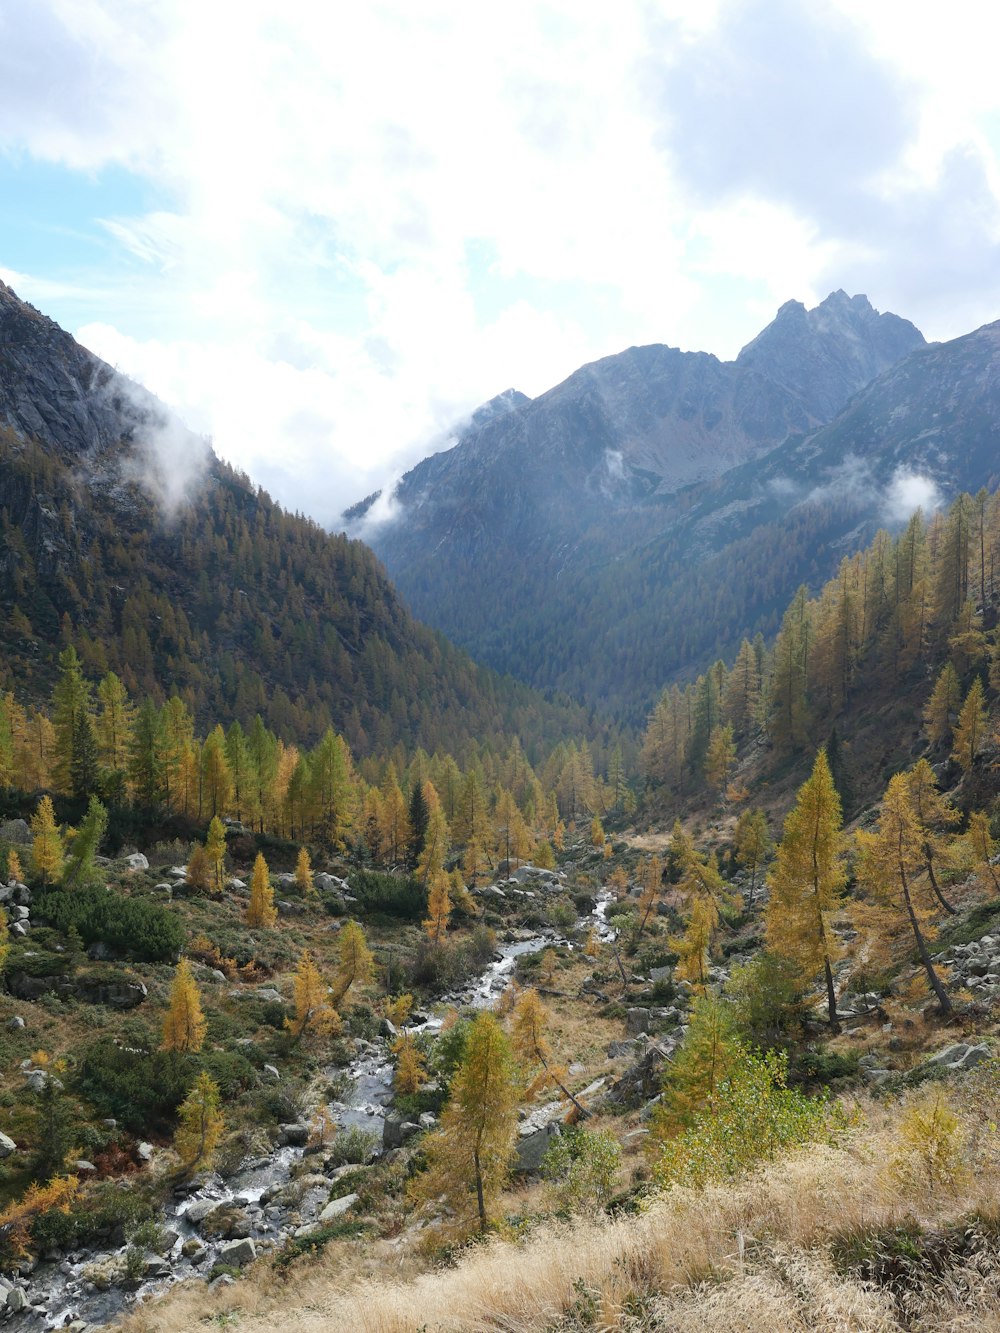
[0, 280, 594, 760]
[355, 292, 924, 720]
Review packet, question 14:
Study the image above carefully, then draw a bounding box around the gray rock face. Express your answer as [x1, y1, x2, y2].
[279, 1123, 310, 1147]
[0, 1132, 17, 1158]
[124, 852, 149, 871]
[382, 1113, 421, 1149]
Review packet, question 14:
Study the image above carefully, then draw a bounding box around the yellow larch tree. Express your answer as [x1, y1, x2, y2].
[161, 958, 207, 1053]
[952, 676, 987, 771]
[174, 1072, 224, 1170]
[923, 662, 962, 747]
[333, 919, 374, 1003]
[286, 949, 340, 1043]
[635, 854, 663, 937]
[966, 810, 1000, 894]
[766, 748, 845, 1031]
[30, 796, 63, 886]
[392, 1030, 426, 1095]
[906, 759, 960, 915]
[670, 895, 718, 992]
[510, 987, 589, 1117]
[294, 845, 316, 898]
[855, 773, 953, 1017]
[411, 1011, 519, 1236]
[247, 851, 277, 928]
[205, 816, 227, 897]
[7, 848, 23, 883]
[423, 870, 452, 945]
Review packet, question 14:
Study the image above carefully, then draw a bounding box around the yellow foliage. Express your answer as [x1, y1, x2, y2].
[247, 851, 277, 928]
[0, 1175, 79, 1259]
[174, 1072, 224, 1169]
[392, 1031, 426, 1095]
[295, 845, 316, 898]
[286, 949, 340, 1042]
[423, 870, 451, 945]
[333, 920, 374, 1003]
[30, 795, 63, 886]
[7, 848, 22, 882]
[161, 958, 207, 1053]
[384, 993, 414, 1028]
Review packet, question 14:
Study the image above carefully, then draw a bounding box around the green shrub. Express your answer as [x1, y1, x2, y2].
[325, 1127, 378, 1167]
[35, 887, 184, 962]
[275, 1220, 367, 1269]
[344, 871, 425, 920]
[75, 1040, 194, 1133]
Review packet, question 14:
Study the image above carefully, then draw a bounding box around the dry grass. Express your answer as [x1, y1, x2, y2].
[119, 1083, 1000, 1333]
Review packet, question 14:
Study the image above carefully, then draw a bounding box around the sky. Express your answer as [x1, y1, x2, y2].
[2, 0, 1000, 526]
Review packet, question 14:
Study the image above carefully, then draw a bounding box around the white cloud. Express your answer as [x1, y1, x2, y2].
[2, 1, 1000, 520]
[883, 467, 942, 525]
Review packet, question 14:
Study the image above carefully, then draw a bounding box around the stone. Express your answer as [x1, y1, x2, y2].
[256, 987, 283, 1003]
[625, 1007, 651, 1036]
[262, 1064, 281, 1082]
[382, 1113, 421, 1149]
[607, 1040, 638, 1059]
[124, 852, 149, 871]
[279, 1122, 310, 1147]
[0, 819, 31, 846]
[5, 1287, 27, 1312]
[73, 1160, 97, 1175]
[208, 1274, 236, 1292]
[137, 1141, 155, 1163]
[319, 1193, 358, 1222]
[218, 1238, 256, 1268]
[0, 1132, 16, 1158]
[184, 1199, 220, 1226]
[8, 904, 28, 921]
[649, 965, 672, 984]
[514, 1122, 561, 1173]
[143, 1256, 173, 1278]
[418, 1112, 437, 1129]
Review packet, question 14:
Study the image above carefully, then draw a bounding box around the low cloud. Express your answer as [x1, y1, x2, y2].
[882, 467, 941, 524]
[108, 375, 213, 517]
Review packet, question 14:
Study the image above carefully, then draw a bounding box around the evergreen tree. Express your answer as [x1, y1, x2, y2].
[766, 749, 845, 1031]
[62, 795, 107, 889]
[129, 699, 167, 808]
[95, 672, 134, 792]
[407, 781, 429, 870]
[51, 646, 91, 795]
[247, 852, 277, 928]
[161, 958, 207, 1053]
[69, 710, 100, 799]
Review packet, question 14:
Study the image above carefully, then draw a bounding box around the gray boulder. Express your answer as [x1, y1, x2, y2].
[218, 1238, 256, 1268]
[124, 852, 149, 871]
[625, 1007, 651, 1036]
[514, 1122, 561, 1174]
[0, 1132, 16, 1158]
[382, 1113, 421, 1149]
[319, 1193, 358, 1222]
[279, 1123, 310, 1147]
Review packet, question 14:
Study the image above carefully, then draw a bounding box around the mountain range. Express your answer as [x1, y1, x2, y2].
[0, 279, 595, 762]
[349, 293, 1000, 722]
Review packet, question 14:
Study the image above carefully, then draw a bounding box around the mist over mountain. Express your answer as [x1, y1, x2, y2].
[0, 279, 593, 759]
[351, 291, 927, 721]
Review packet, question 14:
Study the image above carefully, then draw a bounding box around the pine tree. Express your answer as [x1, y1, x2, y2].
[29, 796, 63, 887]
[856, 774, 953, 1016]
[333, 919, 374, 1002]
[161, 958, 207, 1053]
[704, 724, 736, 793]
[952, 676, 987, 771]
[768, 586, 811, 752]
[670, 895, 717, 991]
[416, 783, 449, 885]
[766, 749, 845, 1031]
[51, 646, 91, 795]
[201, 725, 233, 818]
[247, 852, 277, 928]
[62, 795, 108, 889]
[407, 781, 429, 870]
[128, 698, 167, 808]
[286, 949, 340, 1042]
[412, 1011, 519, 1234]
[924, 662, 962, 748]
[174, 1072, 224, 1169]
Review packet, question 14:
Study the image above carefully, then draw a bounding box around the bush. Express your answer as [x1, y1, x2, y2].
[345, 871, 426, 920]
[30, 1179, 157, 1253]
[541, 1127, 621, 1212]
[325, 1127, 378, 1167]
[35, 887, 184, 962]
[75, 1040, 195, 1133]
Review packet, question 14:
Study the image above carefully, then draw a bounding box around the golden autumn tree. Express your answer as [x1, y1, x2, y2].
[423, 870, 451, 945]
[923, 662, 962, 747]
[966, 810, 1000, 894]
[286, 949, 340, 1043]
[704, 723, 736, 793]
[952, 676, 988, 771]
[161, 958, 207, 1053]
[7, 848, 22, 883]
[392, 1030, 426, 1094]
[332, 919, 374, 1003]
[733, 808, 771, 907]
[174, 1072, 224, 1170]
[294, 845, 316, 898]
[510, 987, 589, 1117]
[670, 895, 718, 992]
[766, 748, 845, 1031]
[411, 1011, 519, 1235]
[185, 843, 212, 894]
[30, 796, 63, 886]
[247, 851, 277, 928]
[651, 997, 738, 1137]
[635, 855, 663, 938]
[205, 816, 227, 896]
[906, 759, 960, 915]
[855, 773, 953, 1016]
